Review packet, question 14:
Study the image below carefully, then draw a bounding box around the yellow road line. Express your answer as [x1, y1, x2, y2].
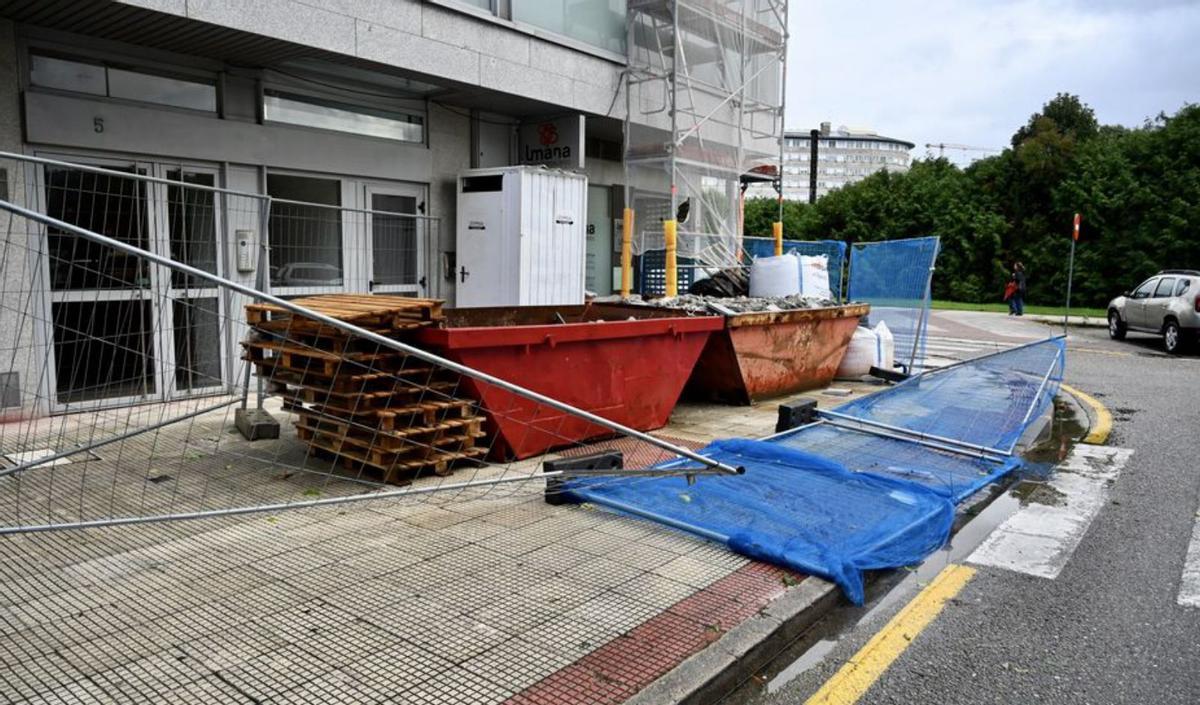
[805, 564, 976, 705]
[1061, 382, 1112, 445]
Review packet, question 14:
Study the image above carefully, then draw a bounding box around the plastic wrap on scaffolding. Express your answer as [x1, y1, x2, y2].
[624, 0, 786, 295]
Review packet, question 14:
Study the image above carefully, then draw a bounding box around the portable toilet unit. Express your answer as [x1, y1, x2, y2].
[454, 165, 588, 308]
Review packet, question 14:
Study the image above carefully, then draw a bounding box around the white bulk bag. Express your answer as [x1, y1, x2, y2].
[799, 255, 832, 299]
[836, 325, 877, 379]
[749, 254, 801, 297]
[873, 320, 895, 370]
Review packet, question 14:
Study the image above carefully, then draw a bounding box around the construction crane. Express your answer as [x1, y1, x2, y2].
[925, 142, 1001, 158]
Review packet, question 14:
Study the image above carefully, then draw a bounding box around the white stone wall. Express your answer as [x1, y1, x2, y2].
[115, 0, 626, 119]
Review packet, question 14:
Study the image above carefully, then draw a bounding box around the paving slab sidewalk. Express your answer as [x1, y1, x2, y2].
[0, 386, 879, 705]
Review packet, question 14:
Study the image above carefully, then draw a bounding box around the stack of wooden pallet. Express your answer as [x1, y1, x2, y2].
[242, 294, 486, 484]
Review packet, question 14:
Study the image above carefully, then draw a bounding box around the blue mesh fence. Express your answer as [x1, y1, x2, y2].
[742, 237, 847, 300]
[563, 338, 1065, 603]
[563, 439, 954, 605]
[848, 236, 940, 373]
[772, 424, 1021, 504]
[830, 336, 1066, 455]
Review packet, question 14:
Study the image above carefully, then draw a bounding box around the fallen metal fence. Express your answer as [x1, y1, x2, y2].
[0, 153, 737, 534]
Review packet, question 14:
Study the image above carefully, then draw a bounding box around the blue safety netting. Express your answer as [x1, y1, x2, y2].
[772, 424, 1021, 503]
[743, 237, 847, 300]
[832, 337, 1066, 454]
[562, 338, 1065, 604]
[562, 439, 955, 605]
[848, 237, 940, 373]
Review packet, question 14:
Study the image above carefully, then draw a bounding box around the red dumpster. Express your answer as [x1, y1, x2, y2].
[686, 303, 870, 405]
[417, 304, 722, 460]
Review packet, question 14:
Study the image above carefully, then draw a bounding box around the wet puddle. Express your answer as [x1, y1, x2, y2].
[726, 394, 1087, 702]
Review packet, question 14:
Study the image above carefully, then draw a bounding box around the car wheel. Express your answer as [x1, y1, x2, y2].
[1163, 320, 1182, 354]
[1108, 310, 1126, 340]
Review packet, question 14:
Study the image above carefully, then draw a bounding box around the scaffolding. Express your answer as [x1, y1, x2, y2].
[622, 0, 788, 296]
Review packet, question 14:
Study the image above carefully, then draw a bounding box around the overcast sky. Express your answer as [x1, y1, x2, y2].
[786, 0, 1200, 163]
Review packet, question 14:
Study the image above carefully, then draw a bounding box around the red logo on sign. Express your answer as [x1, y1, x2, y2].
[537, 122, 559, 146]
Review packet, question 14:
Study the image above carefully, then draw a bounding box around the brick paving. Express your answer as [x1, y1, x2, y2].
[0, 385, 876, 704]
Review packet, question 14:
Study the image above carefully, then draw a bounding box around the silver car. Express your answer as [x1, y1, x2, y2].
[1107, 270, 1200, 354]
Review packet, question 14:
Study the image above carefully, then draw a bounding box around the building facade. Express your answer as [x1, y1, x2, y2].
[751, 122, 914, 201]
[0, 0, 639, 414]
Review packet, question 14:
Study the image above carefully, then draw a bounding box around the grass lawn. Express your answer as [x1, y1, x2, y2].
[932, 300, 1108, 318]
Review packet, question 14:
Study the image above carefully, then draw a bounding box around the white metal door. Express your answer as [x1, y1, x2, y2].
[155, 165, 227, 399]
[455, 177, 509, 307]
[365, 184, 426, 297]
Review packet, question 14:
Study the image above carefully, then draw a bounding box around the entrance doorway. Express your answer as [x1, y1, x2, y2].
[39, 157, 228, 410]
[365, 183, 425, 296]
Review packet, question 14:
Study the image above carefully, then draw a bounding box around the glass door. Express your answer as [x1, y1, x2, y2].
[365, 184, 425, 296]
[41, 159, 160, 410]
[156, 166, 226, 398]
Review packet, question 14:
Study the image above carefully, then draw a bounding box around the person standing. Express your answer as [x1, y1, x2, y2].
[1008, 262, 1027, 316]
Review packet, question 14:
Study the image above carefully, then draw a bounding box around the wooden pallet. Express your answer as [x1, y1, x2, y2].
[280, 378, 463, 412]
[243, 293, 494, 485]
[295, 413, 484, 453]
[299, 426, 486, 480]
[246, 294, 442, 332]
[242, 341, 407, 378]
[287, 397, 476, 428]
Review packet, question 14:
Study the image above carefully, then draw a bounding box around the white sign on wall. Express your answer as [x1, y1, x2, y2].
[519, 114, 585, 170]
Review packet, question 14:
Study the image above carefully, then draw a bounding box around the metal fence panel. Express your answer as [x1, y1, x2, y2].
[848, 236, 940, 373]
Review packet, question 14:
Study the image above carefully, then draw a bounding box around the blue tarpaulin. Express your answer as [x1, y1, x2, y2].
[561, 338, 1066, 604]
[563, 439, 954, 605]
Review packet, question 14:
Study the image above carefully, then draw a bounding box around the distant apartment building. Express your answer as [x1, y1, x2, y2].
[751, 122, 914, 201]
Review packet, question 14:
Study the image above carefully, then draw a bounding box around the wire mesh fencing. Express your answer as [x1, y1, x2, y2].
[0, 156, 737, 535]
[848, 236, 940, 373]
[826, 336, 1067, 456]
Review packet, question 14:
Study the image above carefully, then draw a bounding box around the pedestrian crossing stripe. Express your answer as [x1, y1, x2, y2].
[968, 444, 1133, 579]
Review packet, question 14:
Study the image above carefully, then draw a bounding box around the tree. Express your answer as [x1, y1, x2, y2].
[739, 98, 1197, 308]
[1011, 93, 1099, 148]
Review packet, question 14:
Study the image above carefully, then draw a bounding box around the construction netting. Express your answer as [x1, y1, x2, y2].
[564, 439, 955, 605]
[564, 337, 1066, 603]
[848, 236, 940, 373]
[829, 337, 1066, 455]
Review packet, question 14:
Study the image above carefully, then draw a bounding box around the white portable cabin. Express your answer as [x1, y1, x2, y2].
[454, 165, 588, 308]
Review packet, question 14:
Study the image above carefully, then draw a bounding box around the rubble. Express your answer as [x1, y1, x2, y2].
[598, 293, 841, 314]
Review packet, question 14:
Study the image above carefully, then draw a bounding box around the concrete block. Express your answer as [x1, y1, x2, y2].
[234, 407, 280, 441]
[776, 398, 818, 432]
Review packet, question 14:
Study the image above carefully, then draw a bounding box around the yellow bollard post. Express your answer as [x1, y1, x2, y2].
[621, 207, 634, 298]
[664, 218, 678, 297]
[773, 220, 783, 257]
